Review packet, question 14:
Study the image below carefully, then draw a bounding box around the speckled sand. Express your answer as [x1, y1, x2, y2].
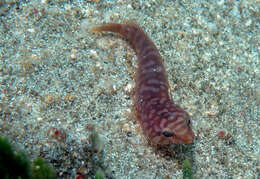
[0, 0, 259, 178]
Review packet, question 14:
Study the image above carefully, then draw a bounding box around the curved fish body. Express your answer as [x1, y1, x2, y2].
[91, 22, 194, 145]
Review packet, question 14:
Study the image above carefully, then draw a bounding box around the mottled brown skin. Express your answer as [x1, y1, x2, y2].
[91, 22, 194, 145]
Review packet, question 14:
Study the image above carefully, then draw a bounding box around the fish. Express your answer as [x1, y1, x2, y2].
[90, 22, 194, 145]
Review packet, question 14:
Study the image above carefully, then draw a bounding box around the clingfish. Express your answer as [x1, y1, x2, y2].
[91, 22, 194, 145]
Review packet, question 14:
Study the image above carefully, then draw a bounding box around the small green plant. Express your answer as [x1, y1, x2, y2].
[0, 136, 31, 179]
[32, 157, 56, 179]
[182, 159, 192, 179]
[0, 136, 56, 179]
[94, 168, 104, 179]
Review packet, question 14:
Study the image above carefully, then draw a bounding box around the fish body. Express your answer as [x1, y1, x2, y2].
[91, 22, 194, 145]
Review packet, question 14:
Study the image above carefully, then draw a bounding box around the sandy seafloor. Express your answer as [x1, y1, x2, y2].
[0, 0, 259, 178]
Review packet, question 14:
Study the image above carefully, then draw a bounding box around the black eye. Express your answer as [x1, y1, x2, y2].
[187, 119, 191, 126]
[162, 131, 174, 137]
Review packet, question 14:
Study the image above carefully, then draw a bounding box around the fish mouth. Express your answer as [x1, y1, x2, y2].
[173, 131, 195, 144]
[183, 131, 195, 144]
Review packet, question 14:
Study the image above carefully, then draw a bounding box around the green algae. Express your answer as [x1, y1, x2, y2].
[182, 159, 192, 179]
[94, 168, 104, 179]
[32, 157, 56, 179]
[0, 136, 56, 179]
[0, 136, 31, 179]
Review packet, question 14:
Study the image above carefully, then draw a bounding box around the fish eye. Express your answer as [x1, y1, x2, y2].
[187, 119, 191, 126]
[162, 131, 174, 137]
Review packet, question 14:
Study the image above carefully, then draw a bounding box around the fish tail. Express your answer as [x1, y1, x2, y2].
[90, 22, 156, 57]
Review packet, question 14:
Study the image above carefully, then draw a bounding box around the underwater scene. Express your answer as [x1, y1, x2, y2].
[0, 0, 259, 178]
